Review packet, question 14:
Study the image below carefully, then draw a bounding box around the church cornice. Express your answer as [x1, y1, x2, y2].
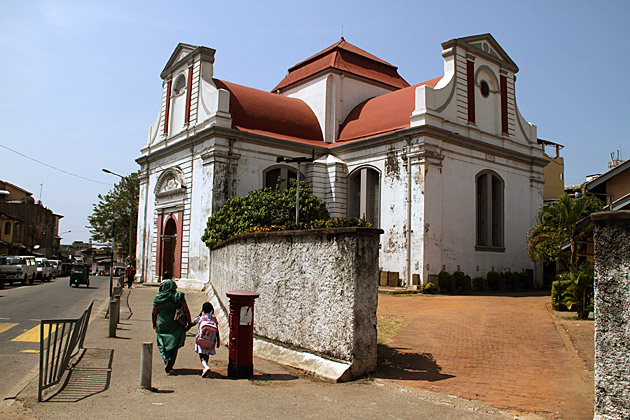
[329, 124, 548, 168]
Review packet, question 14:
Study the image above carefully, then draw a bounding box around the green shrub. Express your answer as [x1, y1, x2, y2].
[438, 270, 451, 293]
[518, 271, 529, 289]
[551, 279, 572, 311]
[559, 261, 594, 319]
[453, 270, 465, 291]
[504, 271, 515, 289]
[245, 217, 371, 233]
[487, 271, 500, 290]
[472, 277, 484, 292]
[202, 180, 372, 248]
[422, 282, 435, 294]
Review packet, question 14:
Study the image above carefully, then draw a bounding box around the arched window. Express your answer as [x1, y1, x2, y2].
[173, 74, 186, 95]
[263, 165, 299, 189]
[348, 167, 380, 227]
[476, 170, 504, 250]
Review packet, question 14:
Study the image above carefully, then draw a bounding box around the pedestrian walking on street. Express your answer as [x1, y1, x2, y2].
[152, 274, 192, 374]
[190, 302, 220, 377]
[126, 264, 135, 288]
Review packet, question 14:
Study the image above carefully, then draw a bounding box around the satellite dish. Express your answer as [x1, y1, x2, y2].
[34, 245, 40, 250]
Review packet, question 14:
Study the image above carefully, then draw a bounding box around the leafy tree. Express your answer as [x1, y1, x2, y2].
[202, 179, 332, 248]
[527, 194, 602, 269]
[559, 261, 594, 320]
[88, 172, 139, 262]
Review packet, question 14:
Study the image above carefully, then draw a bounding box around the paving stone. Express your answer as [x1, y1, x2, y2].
[377, 292, 594, 420]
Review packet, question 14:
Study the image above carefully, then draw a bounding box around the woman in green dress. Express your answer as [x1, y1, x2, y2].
[152, 277, 192, 373]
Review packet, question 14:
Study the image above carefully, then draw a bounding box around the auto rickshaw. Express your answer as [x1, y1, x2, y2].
[69, 264, 90, 287]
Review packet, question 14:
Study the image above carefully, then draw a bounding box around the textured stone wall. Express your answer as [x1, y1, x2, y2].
[209, 228, 381, 380]
[593, 211, 630, 420]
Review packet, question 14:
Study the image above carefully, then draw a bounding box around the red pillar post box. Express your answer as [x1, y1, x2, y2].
[227, 290, 259, 379]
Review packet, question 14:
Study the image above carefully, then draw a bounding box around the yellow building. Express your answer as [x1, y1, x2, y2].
[538, 139, 565, 201]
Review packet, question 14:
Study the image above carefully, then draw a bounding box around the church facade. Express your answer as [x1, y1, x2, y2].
[136, 34, 548, 289]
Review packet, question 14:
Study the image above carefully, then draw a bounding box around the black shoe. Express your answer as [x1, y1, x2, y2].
[165, 360, 174, 374]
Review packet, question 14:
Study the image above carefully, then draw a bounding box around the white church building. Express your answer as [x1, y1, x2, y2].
[136, 33, 548, 289]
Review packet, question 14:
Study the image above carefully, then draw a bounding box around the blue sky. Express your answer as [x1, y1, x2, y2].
[1, 0, 628, 244]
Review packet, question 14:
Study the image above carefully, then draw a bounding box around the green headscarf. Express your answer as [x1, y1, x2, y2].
[153, 279, 183, 306]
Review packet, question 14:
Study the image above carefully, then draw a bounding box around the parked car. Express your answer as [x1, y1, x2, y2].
[35, 257, 52, 281]
[23, 256, 37, 282]
[0, 255, 37, 285]
[48, 260, 61, 278]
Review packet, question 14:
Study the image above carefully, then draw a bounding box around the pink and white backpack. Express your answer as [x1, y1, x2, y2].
[196, 315, 218, 350]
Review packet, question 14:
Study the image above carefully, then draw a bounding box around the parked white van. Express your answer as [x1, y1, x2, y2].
[0, 255, 37, 285]
[35, 257, 52, 281]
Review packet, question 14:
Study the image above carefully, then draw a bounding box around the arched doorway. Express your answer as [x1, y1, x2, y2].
[161, 218, 177, 278]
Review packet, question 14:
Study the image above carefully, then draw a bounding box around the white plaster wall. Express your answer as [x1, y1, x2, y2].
[282, 73, 396, 143]
[209, 228, 380, 378]
[282, 77, 328, 140]
[169, 83, 187, 135]
[336, 76, 394, 125]
[186, 142, 213, 283]
[336, 142, 410, 280]
[473, 63, 502, 136]
[421, 139, 542, 281]
[410, 160, 426, 279]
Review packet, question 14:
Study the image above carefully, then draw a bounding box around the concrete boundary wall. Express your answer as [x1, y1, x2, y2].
[208, 227, 382, 381]
[593, 211, 630, 420]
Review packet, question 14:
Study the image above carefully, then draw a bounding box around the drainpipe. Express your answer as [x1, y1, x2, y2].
[403, 142, 412, 289]
[227, 139, 235, 199]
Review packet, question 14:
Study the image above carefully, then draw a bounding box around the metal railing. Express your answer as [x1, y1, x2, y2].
[38, 300, 94, 401]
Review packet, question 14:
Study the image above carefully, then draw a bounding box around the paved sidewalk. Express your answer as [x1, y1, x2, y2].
[1, 285, 512, 420]
[377, 291, 594, 420]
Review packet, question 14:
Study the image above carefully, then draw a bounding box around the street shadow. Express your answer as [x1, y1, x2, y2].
[146, 388, 174, 394]
[376, 345, 455, 382]
[169, 368, 205, 376]
[248, 373, 299, 382]
[477, 290, 550, 298]
[46, 348, 113, 403]
[168, 368, 297, 381]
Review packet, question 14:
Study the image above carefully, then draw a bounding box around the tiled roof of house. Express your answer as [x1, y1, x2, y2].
[585, 158, 630, 192]
[273, 38, 409, 92]
[336, 77, 442, 142]
[214, 79, 324, 144]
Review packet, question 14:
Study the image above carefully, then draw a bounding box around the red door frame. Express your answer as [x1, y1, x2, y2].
[156, 211, 183, 279]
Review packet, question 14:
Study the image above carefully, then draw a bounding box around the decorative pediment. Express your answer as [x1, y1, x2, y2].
[442, 33, 519, 73]
[155, 167, 187, 203]
[160, 43, 216, 80]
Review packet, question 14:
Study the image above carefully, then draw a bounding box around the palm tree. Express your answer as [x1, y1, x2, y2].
[527, 194, 601, 270]
[556, 194, 594, 269]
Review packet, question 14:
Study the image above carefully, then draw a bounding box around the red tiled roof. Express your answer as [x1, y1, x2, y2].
[214, 79, 323, 143]
[273, 38, 409, 92]
[337, 77, 442, 142]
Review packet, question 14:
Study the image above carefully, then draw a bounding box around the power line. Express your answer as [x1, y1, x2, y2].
[0, 143, 112, 186]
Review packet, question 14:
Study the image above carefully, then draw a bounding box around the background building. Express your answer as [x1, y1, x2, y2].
[0, 180, 63, 258]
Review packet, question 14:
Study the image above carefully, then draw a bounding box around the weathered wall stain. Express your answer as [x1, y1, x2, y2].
[384, 149, 400, 181]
